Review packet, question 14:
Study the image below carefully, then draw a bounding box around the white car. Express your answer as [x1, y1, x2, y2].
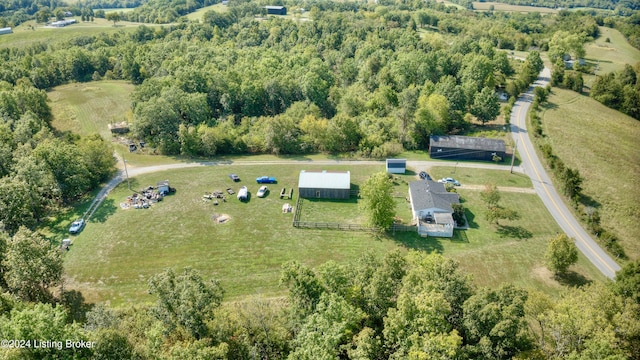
[69, 219, 85, 234]
[257, 186, 268, 198]
[438, 177, 460, 186]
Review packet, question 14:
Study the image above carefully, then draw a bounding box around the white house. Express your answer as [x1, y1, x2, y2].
[408, 180, 460, 237]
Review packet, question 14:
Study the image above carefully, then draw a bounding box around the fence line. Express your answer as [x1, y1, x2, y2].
[292, 197, 418, 233]
[293, 221, 377, 231]
[389, 224, 416, 232]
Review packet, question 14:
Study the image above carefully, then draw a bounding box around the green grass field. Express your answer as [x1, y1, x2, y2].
[62, 164, 605, 306]
[100, 8, 137, 14]
[428, 167, 532, 188]
[186, 3, 228, 21]
[49, 81, 135, 139]
[540, 88, 640, 260]
[0, 19, 143, 49]
[472, 1, 558, 13]
[586, 26, 640, 76]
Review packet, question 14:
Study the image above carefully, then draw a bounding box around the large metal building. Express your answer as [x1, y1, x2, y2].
[429, 135, 506, 162]
[298, 170, 351, 199]
[264, 5, 287, 15]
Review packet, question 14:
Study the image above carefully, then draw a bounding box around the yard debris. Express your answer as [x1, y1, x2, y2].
[211, 213, 230, 223]
[282, 203, 293, 213]
[203, 191, 226, 204]
[122, 184, 172, 210]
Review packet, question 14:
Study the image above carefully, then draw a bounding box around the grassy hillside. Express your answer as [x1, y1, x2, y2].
[472, 1, 558, 13]
[0, 19, 142, 49]
[541, 88, 640, 260]
[49, 80, 135, 139]
[586, 26, 640, 75]
[62, 164, 604, 306]
[186, 3, 228, 21]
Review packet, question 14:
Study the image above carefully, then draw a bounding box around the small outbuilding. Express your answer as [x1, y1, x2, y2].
[265, 5, 287, 15]
[386, 159, 406, 174]
[0, 27, 12, 35]
[429, 135, 506, 162]
[298, 170, 350, 199]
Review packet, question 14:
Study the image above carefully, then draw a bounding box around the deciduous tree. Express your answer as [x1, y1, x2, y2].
[471, 87, 501, 124]
[544, 234, 578, 276]
[3, 227, 63, 302]
[360, 172, 395, 230]
[148, 267, 224, 340]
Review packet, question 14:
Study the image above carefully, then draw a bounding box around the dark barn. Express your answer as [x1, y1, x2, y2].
[298, 170, 350, 199]
[429, 135, 506, 162]
[265, 5, 287, 15]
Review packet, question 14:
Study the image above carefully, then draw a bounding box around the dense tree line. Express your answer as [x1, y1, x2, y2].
[0, 81, 116, 235]
[1, 246, 639, 359]
[449, 0, 639, 11]
[590, 63, 640, 120]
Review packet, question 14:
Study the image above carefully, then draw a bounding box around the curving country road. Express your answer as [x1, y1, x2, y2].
[509, 67, 621, 279]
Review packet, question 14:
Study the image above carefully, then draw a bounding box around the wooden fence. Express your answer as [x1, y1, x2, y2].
[292, 195, 418, 233]
[389, 224, 416, 232]
[292, 221, 377, 231]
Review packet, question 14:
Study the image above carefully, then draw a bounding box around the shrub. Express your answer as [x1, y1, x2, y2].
[452, 204, 466, 226]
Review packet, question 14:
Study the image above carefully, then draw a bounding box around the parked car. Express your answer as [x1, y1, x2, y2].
[229, 174, 240, 182]
[257, 185, 268, 198]
[419, 171, 432, 180]
[237, 186, 248, 201]
[438, 177, 460, 186]
[69, 219, 85, 234]
[256, 176, 277, 183]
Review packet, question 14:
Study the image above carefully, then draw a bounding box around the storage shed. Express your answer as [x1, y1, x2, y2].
[0, 27, 12, 35]
[265, 5, 287, 15]
[298, 170, 350, 199]
[429, 135, 506, 162]
[386, 159, 406, 174]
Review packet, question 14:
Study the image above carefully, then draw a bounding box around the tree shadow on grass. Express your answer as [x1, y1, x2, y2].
[89, 198, 118, 223]
[578, 193, 601, 209]
[388, 231, 444, 254]
[61, 289, 94, 323]
[555, 270, 592, 288]
[463, 208, 479, 229]
[496, 225, 533, 240]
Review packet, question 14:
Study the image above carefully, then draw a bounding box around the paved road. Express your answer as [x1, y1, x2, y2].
[510, 67, 621, 279]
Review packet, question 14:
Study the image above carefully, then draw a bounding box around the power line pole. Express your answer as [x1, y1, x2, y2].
[122, 154, 131, 190]
[510, 139, 518, 174]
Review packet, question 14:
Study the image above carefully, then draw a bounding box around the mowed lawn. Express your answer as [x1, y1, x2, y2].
[428, 167, 532, 188]
[541, 88, 640, 260]
[49, 81, 135, 139]
[64, 164, 606, 306]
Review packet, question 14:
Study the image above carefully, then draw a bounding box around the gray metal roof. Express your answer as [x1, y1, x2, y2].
[298, 170, 351, 190]
[430, 135, 506, 152]
[409, 180, 460, 213]
[386, 159, 406, 168]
